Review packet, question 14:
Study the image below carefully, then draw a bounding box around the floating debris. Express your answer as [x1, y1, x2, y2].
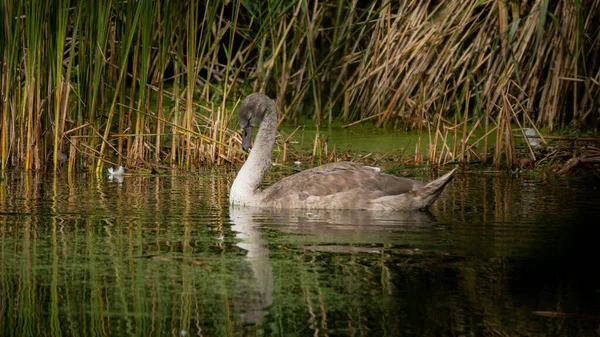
[108, 166, 125, 183]
[305, 212, 319, 219]
[108, 166, 125, 175]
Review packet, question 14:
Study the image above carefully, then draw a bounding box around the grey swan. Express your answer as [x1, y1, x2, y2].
[230, 93, 456, 211]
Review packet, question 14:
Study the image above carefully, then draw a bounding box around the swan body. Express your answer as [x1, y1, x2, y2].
[230, 93, 456, 211]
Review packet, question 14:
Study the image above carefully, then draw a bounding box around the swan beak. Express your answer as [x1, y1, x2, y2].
[241, 126, 253, 152]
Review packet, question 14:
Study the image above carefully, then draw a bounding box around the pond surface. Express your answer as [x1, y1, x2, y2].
[1, 169, 599, 336]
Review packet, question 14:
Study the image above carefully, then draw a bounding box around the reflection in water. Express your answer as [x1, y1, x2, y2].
[229, 207, 273, 323]
[233, 207, 437, 251]
[229, 207, 437, 322]
[107, 173, 124, 183]
[0, 170, 599, 336]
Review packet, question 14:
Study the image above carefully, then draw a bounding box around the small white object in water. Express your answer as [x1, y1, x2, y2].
[305, 212, 319, 219]
[108, 175, 124, 183]
[108, 165, 125, 175]
[108, 166, 125, 183]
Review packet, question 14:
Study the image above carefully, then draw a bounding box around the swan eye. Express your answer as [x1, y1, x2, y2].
[240, 118, 251, 132]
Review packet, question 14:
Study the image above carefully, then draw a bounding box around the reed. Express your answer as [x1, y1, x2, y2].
[0, 0, 597, 172]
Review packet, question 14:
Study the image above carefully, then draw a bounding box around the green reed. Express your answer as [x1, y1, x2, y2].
[51, 0, 71, 169]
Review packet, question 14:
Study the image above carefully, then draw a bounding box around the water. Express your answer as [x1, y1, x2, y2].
[1, 170, 599, 336]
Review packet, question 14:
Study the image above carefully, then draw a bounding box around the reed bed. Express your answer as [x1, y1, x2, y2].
[1, 0, 598, 173]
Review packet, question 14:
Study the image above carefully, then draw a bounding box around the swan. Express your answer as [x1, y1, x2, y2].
[230, 93, 456, 211]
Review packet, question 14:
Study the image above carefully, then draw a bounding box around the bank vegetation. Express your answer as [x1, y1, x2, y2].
[1, 0, 599, 174]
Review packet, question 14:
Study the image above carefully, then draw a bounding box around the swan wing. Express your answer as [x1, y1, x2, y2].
[261, 161, 424, 207]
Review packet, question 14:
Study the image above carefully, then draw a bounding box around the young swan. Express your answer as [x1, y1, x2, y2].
[230, 93, 456, 211]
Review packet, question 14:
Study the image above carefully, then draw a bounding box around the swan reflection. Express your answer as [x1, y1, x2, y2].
[230, 207, 273, 323]
[230, 207, 438, 322]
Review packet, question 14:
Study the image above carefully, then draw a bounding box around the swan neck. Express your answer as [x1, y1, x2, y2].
[230, 99, 278, 205]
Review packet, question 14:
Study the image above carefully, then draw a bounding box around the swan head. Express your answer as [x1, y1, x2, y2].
[239, 93, 273, 151]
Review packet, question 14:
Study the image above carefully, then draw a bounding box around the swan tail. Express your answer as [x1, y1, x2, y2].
[370, 168, 457, 211]
[417, 167, 457, 208]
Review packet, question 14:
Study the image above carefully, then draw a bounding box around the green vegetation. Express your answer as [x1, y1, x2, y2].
[1, 0, 598, 173]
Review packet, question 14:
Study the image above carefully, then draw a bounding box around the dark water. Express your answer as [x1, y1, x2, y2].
[1, 169, 599, 336]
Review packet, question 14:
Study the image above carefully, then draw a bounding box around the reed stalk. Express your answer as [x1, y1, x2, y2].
[96, 1, 142, 174]
[51, 0, 71, 172]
